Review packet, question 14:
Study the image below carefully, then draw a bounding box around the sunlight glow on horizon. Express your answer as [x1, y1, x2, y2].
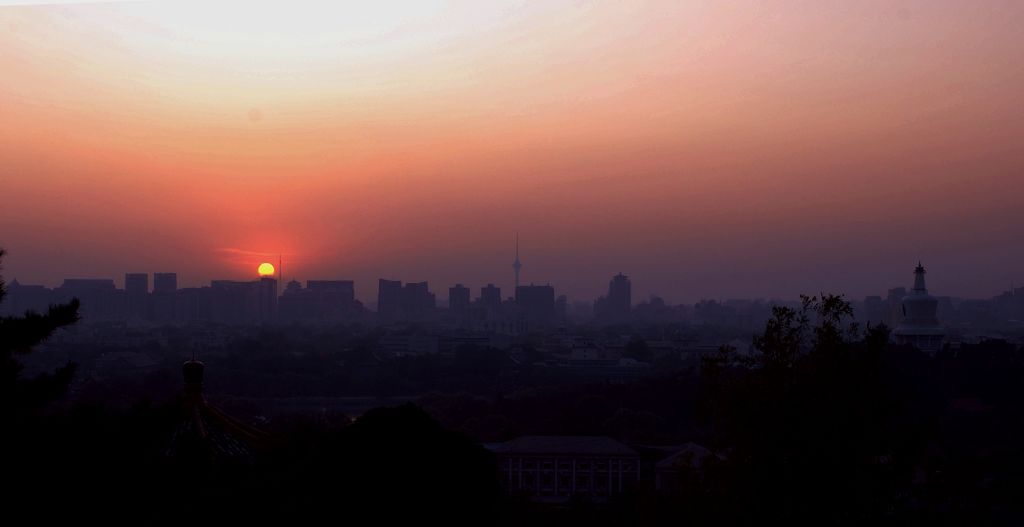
[2, 1, 1023, 301]
[257, 262, 276, 277]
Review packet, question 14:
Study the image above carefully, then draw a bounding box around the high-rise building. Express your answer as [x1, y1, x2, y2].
[607, 273, 631, 318]
[153, 273, 177, 294]
[0, 280, 52, 316]
[152, 272, 177, 323]
[480, 284, 502, 310]
[55, 279, 118, 320]
[278, 280, 309, 321]
[257, 277, 277, 323]
[124, 273, 149, 320]
[307, 280, 355, 305]
[377, 279, 435, 321]
[894, 263, 945, 353]
[175, 286, 213, 323]
[516, 284, 556, 328]
[279, 280, 359, 322]
[210, 280, 259, 324]
[449, 284, 470, 315]
[378, 279, 403, 318]
[125, 273, 148, 295]
[593, 273, 632, 324]
[308, 280, 356, 318]
[402, 281, 435, 318]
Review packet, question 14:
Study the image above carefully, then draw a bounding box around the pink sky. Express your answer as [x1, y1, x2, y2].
[1, 1, 1022, 302]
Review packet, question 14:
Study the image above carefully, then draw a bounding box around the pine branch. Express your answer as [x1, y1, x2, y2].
[0, 299, 81, 356]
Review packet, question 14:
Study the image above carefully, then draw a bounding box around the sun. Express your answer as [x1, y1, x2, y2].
[257, 262, 275, 277]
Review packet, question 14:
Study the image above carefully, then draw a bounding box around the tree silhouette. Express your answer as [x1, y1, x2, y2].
[699, 294, 912, 523]
[0, 248, 81, 414]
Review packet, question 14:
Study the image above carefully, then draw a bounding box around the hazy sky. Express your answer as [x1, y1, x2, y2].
[1, 0, 1022, 303]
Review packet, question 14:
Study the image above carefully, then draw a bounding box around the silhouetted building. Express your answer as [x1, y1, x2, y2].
[608, 273, 631, 315]
[449, 284, 470, 315]
[994, 285, 1024, 324]
[55, 278, 118, 320]
[152, 272, 177, 323]
[278, 280, 307, 321]
[378, 279, 403, 319]
[632, 295, 677, 324]
[153, 272, 177, 294]
[308, 280, 356, 318]
[480, 283, 502, 310]
[307, 280, 355, 304]
[125, 273, 148, 295]
[210, 280, 260, 324]
[894, 263, 945, 353]
[1, 279, 52, 316]
[280, 279, 358, 322]
[488, 436, 640, 502]
[279, 280, 311, 321]
[516, 284, 556, 329]
[402, 281, 435, 319]
[555, 294, 568, 321]
[595, 273, 631, 323]
[376, 279, 435, 321]
[125, 273, 149, 320]
[466, 284, 523, 334]
[175, 286, 213, 322]
[257, 277, 277, 323]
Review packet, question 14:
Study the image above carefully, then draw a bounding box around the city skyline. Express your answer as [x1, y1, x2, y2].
[0, 254, 1005, 306]
[4, 3, 1024, 523]
[3, 1, 1023, 302]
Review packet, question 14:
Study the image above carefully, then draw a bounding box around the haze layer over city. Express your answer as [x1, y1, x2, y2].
[3, 2, 1024, 526]
[3, 1, 1023, 302]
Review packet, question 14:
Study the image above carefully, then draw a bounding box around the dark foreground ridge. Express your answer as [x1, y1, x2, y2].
[3, 250, 1024, 525]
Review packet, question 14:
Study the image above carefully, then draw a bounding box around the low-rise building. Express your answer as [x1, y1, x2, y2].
[486, 436, 640, 502]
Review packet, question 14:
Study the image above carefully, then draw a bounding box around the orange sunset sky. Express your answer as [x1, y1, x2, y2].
[1, 0, 1022, 303]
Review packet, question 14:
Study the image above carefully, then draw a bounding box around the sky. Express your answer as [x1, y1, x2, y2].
[1, 0, 1022, 303]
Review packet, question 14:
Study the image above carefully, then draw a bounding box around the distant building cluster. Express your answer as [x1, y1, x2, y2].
[2, 273, 290, 325]
[593, 273, 632, 324]
[2, 260, 1022, 353]
[858, 262, 1024, 350]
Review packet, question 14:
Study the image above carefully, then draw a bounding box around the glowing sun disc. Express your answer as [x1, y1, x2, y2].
[257, 262, 275, 276]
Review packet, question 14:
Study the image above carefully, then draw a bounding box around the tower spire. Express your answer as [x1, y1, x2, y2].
[913, 261, 927, 292]
[513, 234, 521, 291]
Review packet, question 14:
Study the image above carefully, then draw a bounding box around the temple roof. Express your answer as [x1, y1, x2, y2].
[165, 360, 266, 464]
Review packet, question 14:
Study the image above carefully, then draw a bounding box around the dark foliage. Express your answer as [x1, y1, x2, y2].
[4, 254, 1024, 526]
[695, 294, 1024, 525]
[0, 248, 81, 413]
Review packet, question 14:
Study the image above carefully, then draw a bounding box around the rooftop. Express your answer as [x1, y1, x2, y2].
[485, 436, 637, 456]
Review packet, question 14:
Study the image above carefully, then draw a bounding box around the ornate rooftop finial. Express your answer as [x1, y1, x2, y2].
[913, 262, 927, 292]
[183, 358, 204, 399]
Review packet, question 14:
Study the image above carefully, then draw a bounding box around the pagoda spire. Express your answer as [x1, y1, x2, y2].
[913, 262, 927, 293]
